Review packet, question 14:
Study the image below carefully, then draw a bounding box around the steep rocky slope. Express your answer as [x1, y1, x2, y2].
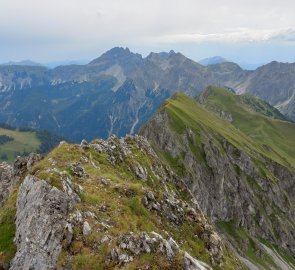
[141, 92, 295, 269]
[4, 47, 295, 142]
[0, 136, 247, 269]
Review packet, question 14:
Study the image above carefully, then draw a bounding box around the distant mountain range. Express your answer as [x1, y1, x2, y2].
[198, 56, 264, 70]
[44, 59, 89, 68]
[1, 60, 43, 67]
[0, 47, 294, 141]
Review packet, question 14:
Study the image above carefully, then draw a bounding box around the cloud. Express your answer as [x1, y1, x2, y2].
[147, 28, 295, 44]
[1, 0, 295, 62]
[270, 29, 295, 42]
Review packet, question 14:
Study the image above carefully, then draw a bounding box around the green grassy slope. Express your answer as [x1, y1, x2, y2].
[161, 91, 294, 170]
[0, 125, 64, 162]
[0, 128, 40, 162]
[197, 86, 295, 168]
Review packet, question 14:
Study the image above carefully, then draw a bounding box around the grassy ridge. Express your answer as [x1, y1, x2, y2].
[198, 86, 295, 168]
[163, 92, 293, 169]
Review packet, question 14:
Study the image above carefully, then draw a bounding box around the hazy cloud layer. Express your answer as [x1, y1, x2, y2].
[150, 28, 295, 44]
[1, 0, 295, 63]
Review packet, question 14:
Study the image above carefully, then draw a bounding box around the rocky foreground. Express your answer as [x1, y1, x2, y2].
[0, 136, 247, 270]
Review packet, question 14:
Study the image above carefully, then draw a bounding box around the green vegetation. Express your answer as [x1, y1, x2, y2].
[240, 93, 288, 121]
[72, 254, 103, 270]
[156, 89, 295, 170]
[128, 196, 149, 217]
[162, 92, 283, 167]
[259, 238, 295, 268]
[0, 135, 14, 145]
[0, 127, 40, 162]
[0, 190, 17, 263]
[218, 221, 277, 270]
[198, 86, 295, 168]
[0, 124, 64, 162]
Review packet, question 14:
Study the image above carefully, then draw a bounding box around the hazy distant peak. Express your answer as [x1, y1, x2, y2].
[158, 50, 176, 58]
[104, 46, 131, 57]
[1, 60, 43, 67]
[256, 60, 292, 71]
[198, 56, 229, 66]
[146, 50, 176, 60]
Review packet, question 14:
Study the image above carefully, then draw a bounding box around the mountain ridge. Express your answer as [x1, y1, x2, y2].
[0, 47, 295, 141]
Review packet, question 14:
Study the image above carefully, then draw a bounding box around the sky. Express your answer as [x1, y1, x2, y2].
[1, 0, 295, 66]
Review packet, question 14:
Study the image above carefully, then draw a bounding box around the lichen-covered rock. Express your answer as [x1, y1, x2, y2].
[83, 221, 92, 236]
[69, 162, 88, 178]
[117, 231, 179, 260]
[10, 176, 73, 270]
[61, 177, 81, 204]
[111, 231, 211, 269]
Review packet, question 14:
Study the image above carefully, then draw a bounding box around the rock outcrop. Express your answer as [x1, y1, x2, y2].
[0, 154, 43, 206]
[109, 231, 212, 270]
[0, 162, 13, 205]
[10, 176, 72, 270]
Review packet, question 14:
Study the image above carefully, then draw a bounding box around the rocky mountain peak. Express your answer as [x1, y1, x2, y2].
[89, 47, 142, 65]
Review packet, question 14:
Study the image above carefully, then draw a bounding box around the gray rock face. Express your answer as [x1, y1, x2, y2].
[10, 176, 72, 270]
[0, 162, 13, 205]
[0, 154, 43, 206]
[183, 252, 212, 270]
